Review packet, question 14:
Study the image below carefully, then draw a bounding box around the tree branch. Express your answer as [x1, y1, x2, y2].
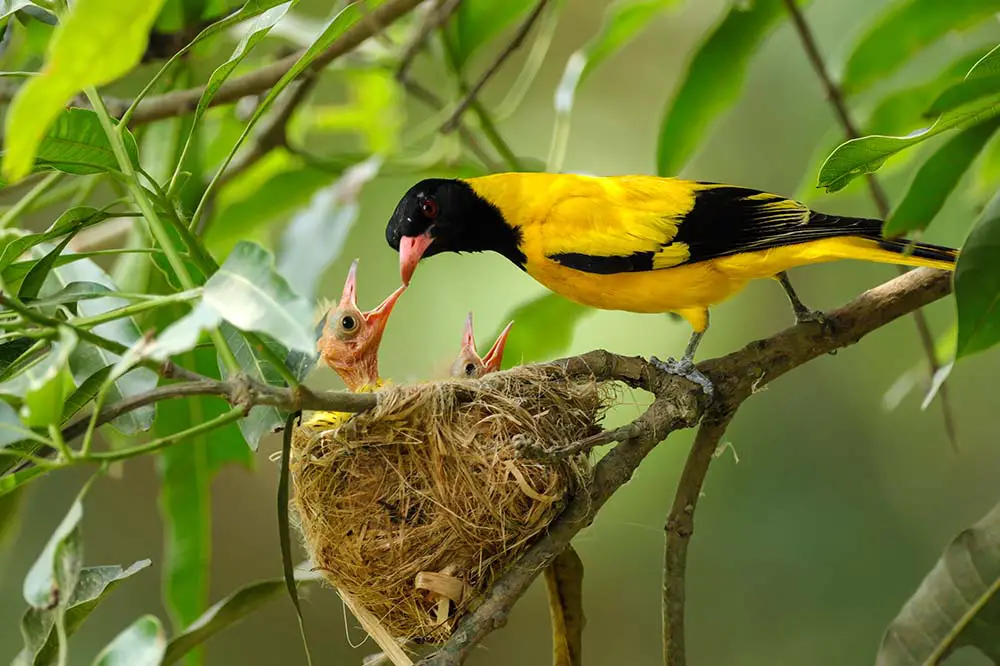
[126, 0, 427, 126]
[416, 267, 952, 665]
[781, 0, 957, 450]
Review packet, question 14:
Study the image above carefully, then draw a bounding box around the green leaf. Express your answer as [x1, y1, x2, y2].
[29, 281, 114, 310]
[841, 0, 1000, 96]
[955, 190, 1000, 359]
[61, 365, 112, 422]
[0, 398, 28, 448]
[275, 157, 379, 303]
[170, 2, 293, 186]
[0, 109, 141, 184]
[656, 0, 792, 176]
[23, 485, 85, 609]
[492, 293, 592, 367]
[42, 250, 157, 434]
[0, 466, 46, 497]
[218, 325, 284, 452]
[0, 1, 41, 21]
[2, 0, 166, 181]
[876, 500, 1000, 665]
[15, 560, 151, 666]
[277, 412, 313, 662]
[204, 241, 315, 354]
[196, 2, 376, 231]
[18, 234, 74, 301]
[926, 72, 1000, 117]
[550, 0, 678, 170]
[0, 338, 36, 378]
[884, 118, 1000, 236]
[20, 327, 76, 428]
[162, 572, 321, 665]
[92, 615, 166, 666]
[450, 0, 534, 66]
[155, 343, 252, 662]
[817, 94, 1000, 192]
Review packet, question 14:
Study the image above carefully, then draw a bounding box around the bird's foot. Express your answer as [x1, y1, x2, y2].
[793, 306, 827, 327]
[649, 355, 714, 395]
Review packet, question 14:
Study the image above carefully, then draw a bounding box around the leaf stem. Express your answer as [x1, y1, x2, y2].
[47, 423, 74, 463]
[84, 407, 244, 462]
[83, 88, 241, 374]
[72, 289, 202, 328]
[0, 172, 64, 229]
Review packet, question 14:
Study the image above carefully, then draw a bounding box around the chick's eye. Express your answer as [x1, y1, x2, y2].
[464, 363, 477, 377]
[340, 315, 357, 331]
[420, 197, 438, 219]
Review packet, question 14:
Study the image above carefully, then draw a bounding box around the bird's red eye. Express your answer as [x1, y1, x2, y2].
[420, 197, 438, 219]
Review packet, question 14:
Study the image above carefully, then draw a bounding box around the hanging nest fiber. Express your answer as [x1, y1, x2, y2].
[289, 365, 608, 645]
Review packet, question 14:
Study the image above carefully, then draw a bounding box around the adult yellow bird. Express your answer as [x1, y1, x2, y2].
[384, 173, 958, 393]
[302, 260, 405, 432]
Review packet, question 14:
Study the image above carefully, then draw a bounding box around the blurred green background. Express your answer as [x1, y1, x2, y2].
[2, 0, 999, 664]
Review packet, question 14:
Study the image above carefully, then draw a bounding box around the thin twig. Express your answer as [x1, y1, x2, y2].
[439, 0, 550, 133]
[782, 0, 958, 451]
[417, 267, 953, 665]
[396, 0, 463, 82]
[125, 0, 426, 126]
[662, 409, 736, 666]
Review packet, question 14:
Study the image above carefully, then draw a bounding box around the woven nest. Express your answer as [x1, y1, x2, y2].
[289, 365, 608, 644]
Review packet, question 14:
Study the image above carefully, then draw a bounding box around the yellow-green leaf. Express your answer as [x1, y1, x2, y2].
[2, 0, 167, 182]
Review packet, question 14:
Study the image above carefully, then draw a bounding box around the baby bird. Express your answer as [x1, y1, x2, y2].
[302, 260, 405, 431]
[450, 312, 514, 379]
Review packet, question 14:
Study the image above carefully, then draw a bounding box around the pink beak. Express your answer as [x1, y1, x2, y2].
[399, 232, 434, 286]
[481, 321, 513, 373]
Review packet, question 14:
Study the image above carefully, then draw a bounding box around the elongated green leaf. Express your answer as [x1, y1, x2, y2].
[657, 0, 792, 176]
[491, 293, 592, 367]
[927, 73, 1000, 117]
[0, 207, 116, 273]
[15, 560, 151, 666]
[876, 500, 1000, 665]
[162, 571, 321, 665]
[18, 234, 74, 301]
[818, 94, 1000, 192]
[92, 615, 166, 666]
[155, 340, 251, 664]
[41, 250, 157, 434]
[885, 118, 1000, 236]
[172, 2, 293, 182]
[2, 0, 166, 181]
[0, 109, 141, 183]
[219, 325, 283, 452]
[29, 281, 114, 310]
[61, 365, 112, 422]
[23, 486, 85, 609]
[275, 157, 379, 303]
[955, 190, 1000, 359]
[277, 412, 313, 662]
[0, 466, 46, 497]
[841, 0, 1000, 96]
[0, 399, 27, 448]
[0, 338, 36, 378]
[0, 1, 41, 20]
[20, 327, 76, 428]
[196, 2, 375, 231]
[5, 249, 161, 287]
[551, 0, 677, 171]
[204, 241, 315, 354]
[451, 0, 534, 66]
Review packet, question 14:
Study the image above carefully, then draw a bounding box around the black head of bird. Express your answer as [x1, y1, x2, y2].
[385, 178, 523, 286]
[450, 312, 514, 379]
[317, 260, 405, 391]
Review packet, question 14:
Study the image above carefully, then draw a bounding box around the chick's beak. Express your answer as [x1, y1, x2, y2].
[361, 283, 407, 343]
[481, 321, 513, 373]
[339, 259, 360, 309]
[460, 312, 477, 352]
[399, 232, 433, 286]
